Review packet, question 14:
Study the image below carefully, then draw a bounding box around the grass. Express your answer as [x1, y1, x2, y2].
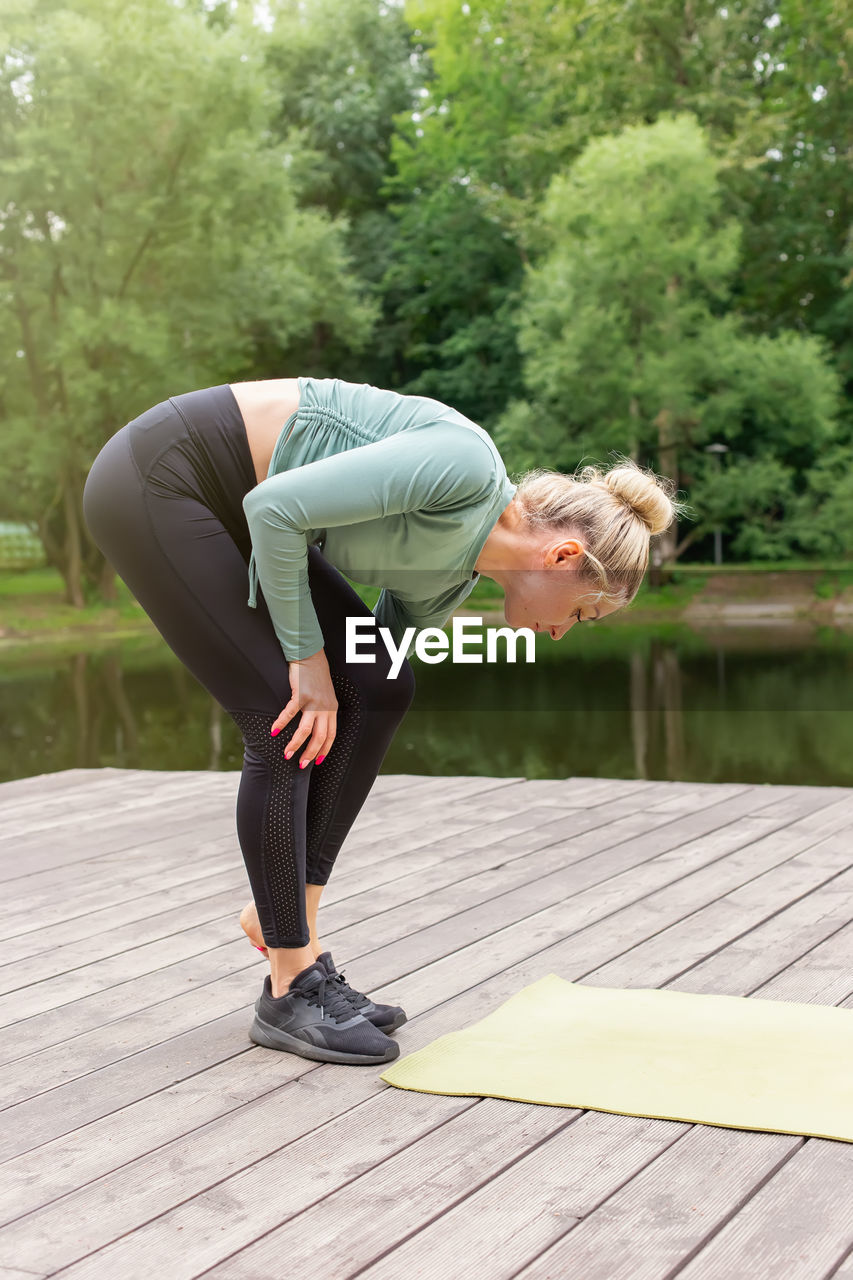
[0, 567, 73, 598]
[631, 571, 709, 610]
[814, 570, 853, 600]
[0, 567, 150, 638]
[668, 558, 853, 573]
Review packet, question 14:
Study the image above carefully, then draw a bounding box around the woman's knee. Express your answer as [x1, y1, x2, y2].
[230, 707, 300, 762]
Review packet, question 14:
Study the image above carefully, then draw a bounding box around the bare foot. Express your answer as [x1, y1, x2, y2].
[239, 900, 323, 963]
[240, 901, 268, 956]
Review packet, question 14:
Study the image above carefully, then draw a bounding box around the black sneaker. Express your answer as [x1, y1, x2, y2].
[249, 960, 400, 1065]
[316, 950, 407, 1034]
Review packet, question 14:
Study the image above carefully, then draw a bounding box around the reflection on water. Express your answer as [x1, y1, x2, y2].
[2, 625, 853, 785]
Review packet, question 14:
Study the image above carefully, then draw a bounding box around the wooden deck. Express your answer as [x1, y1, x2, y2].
[1, 767, 852, 1279]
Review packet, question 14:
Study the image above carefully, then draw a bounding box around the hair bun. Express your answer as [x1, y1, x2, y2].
[600, 462, 677, 537]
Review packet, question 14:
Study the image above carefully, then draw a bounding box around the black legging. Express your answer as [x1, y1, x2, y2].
[82, 384, 416, 948]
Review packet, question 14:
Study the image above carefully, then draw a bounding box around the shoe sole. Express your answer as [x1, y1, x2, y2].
[249, 1013, 400, 1064]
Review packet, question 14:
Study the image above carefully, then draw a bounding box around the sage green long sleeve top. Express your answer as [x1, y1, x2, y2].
[243, 376, 517, 662]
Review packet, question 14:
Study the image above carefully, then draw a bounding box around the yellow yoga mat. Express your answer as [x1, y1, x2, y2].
[380, 976, 853, 1143]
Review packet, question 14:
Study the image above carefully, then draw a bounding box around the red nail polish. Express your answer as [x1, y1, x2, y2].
[316, 754, 325, 764]
[271, 726, 280, 737]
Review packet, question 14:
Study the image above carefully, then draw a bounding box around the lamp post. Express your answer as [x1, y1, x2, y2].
[704, 442, 730, 566]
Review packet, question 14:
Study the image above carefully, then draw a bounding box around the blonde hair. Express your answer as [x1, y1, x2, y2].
[514, 454, 687, 607]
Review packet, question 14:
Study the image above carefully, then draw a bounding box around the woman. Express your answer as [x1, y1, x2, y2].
[82, 375, 677, 1069]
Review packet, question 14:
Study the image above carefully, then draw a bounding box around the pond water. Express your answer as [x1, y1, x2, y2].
[3, 622, 853, 787]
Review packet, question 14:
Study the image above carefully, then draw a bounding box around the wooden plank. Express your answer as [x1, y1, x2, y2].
[324, 787, 775, 969]
[0, 779, 847, 1276]
[7, 805, 852, 1279]
[0, 790, 590, 997]
[449, 780, 686, 826]
[0, 784, 661, 1065]
[0, 766, 226, 820]
[0, 784, 837, 1150]
[369, 789, 853, 1013]
[0, 864, 248, 969]
[0, 783, 655, 1064]
[279, 872, 853, 1280]
[0, 882, 251, 995]
[348, 1123, 794, 1280]
[492, 963, 853, 1278]
[666, 1098, 853, 1280]
[0, 775, 237, 870]
[0, 836, 241, 938]
[831, 1247, 853, 1277]
[320, 783, 714, 935]
[0, 769, 150, 823]
[0, 777, 515, 917]
[0, 785, 494, 944]
[0, 1080, 486, 1275]
[0, 773, 845, 1274]
[399, 850, 853, 1280]
[0, 773, 651, 918]
[0, 791, 641, 1068]
[0, 766, 134, 801]
[328, 780, 750, 897]
[0, 783, 835, 1095]
[343, 787, 831, 992]
[480, 775, 661, 810]
[0, 783, 773, 1046]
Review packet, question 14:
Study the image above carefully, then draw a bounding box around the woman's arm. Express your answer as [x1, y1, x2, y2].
[242, 423, 495, 662]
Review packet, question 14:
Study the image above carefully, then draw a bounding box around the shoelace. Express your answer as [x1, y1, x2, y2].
[301, 973, 360, 1023]
[332, 969, 369, 1010]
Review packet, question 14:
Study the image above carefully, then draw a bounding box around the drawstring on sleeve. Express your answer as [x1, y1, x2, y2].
[247, 551, 258, 608]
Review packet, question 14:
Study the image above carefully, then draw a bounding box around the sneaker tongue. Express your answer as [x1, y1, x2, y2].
[288, 961, 327, 993]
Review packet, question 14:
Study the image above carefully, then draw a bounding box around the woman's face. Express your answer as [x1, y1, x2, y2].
[500, 533, 624, 640]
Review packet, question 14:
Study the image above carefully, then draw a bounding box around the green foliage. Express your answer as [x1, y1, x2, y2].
[266, 0, 420, 219]
[0, 0, 375, 590]
[493, 112, 843, 560]
[730, 0, 853, 374]
[500, 114, 740, 459]
[252, 0, 422, 384]
[390, 0, 851, 563]
[787, 444, 853, 556]
[379, 182, 525, 420]
[1, 0, 851, 597]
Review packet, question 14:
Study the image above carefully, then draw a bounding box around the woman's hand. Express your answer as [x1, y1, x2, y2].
[271, 648, 338, 767]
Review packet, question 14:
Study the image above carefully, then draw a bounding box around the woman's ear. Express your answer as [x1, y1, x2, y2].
[548, 536, 585, 566]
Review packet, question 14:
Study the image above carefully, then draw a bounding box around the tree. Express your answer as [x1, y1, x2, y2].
[494, 113, 842, 564]
[256, 0, 421, 386]
[0, 0, 375, 606]
[386, 0, 851, 452]
[729, 0, 853, 374]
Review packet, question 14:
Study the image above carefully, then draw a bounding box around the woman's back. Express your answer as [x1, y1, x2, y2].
[229, 378, 301, 486]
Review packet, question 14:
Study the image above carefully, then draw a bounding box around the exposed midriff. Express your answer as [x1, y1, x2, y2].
[228, 378, 301, 487]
